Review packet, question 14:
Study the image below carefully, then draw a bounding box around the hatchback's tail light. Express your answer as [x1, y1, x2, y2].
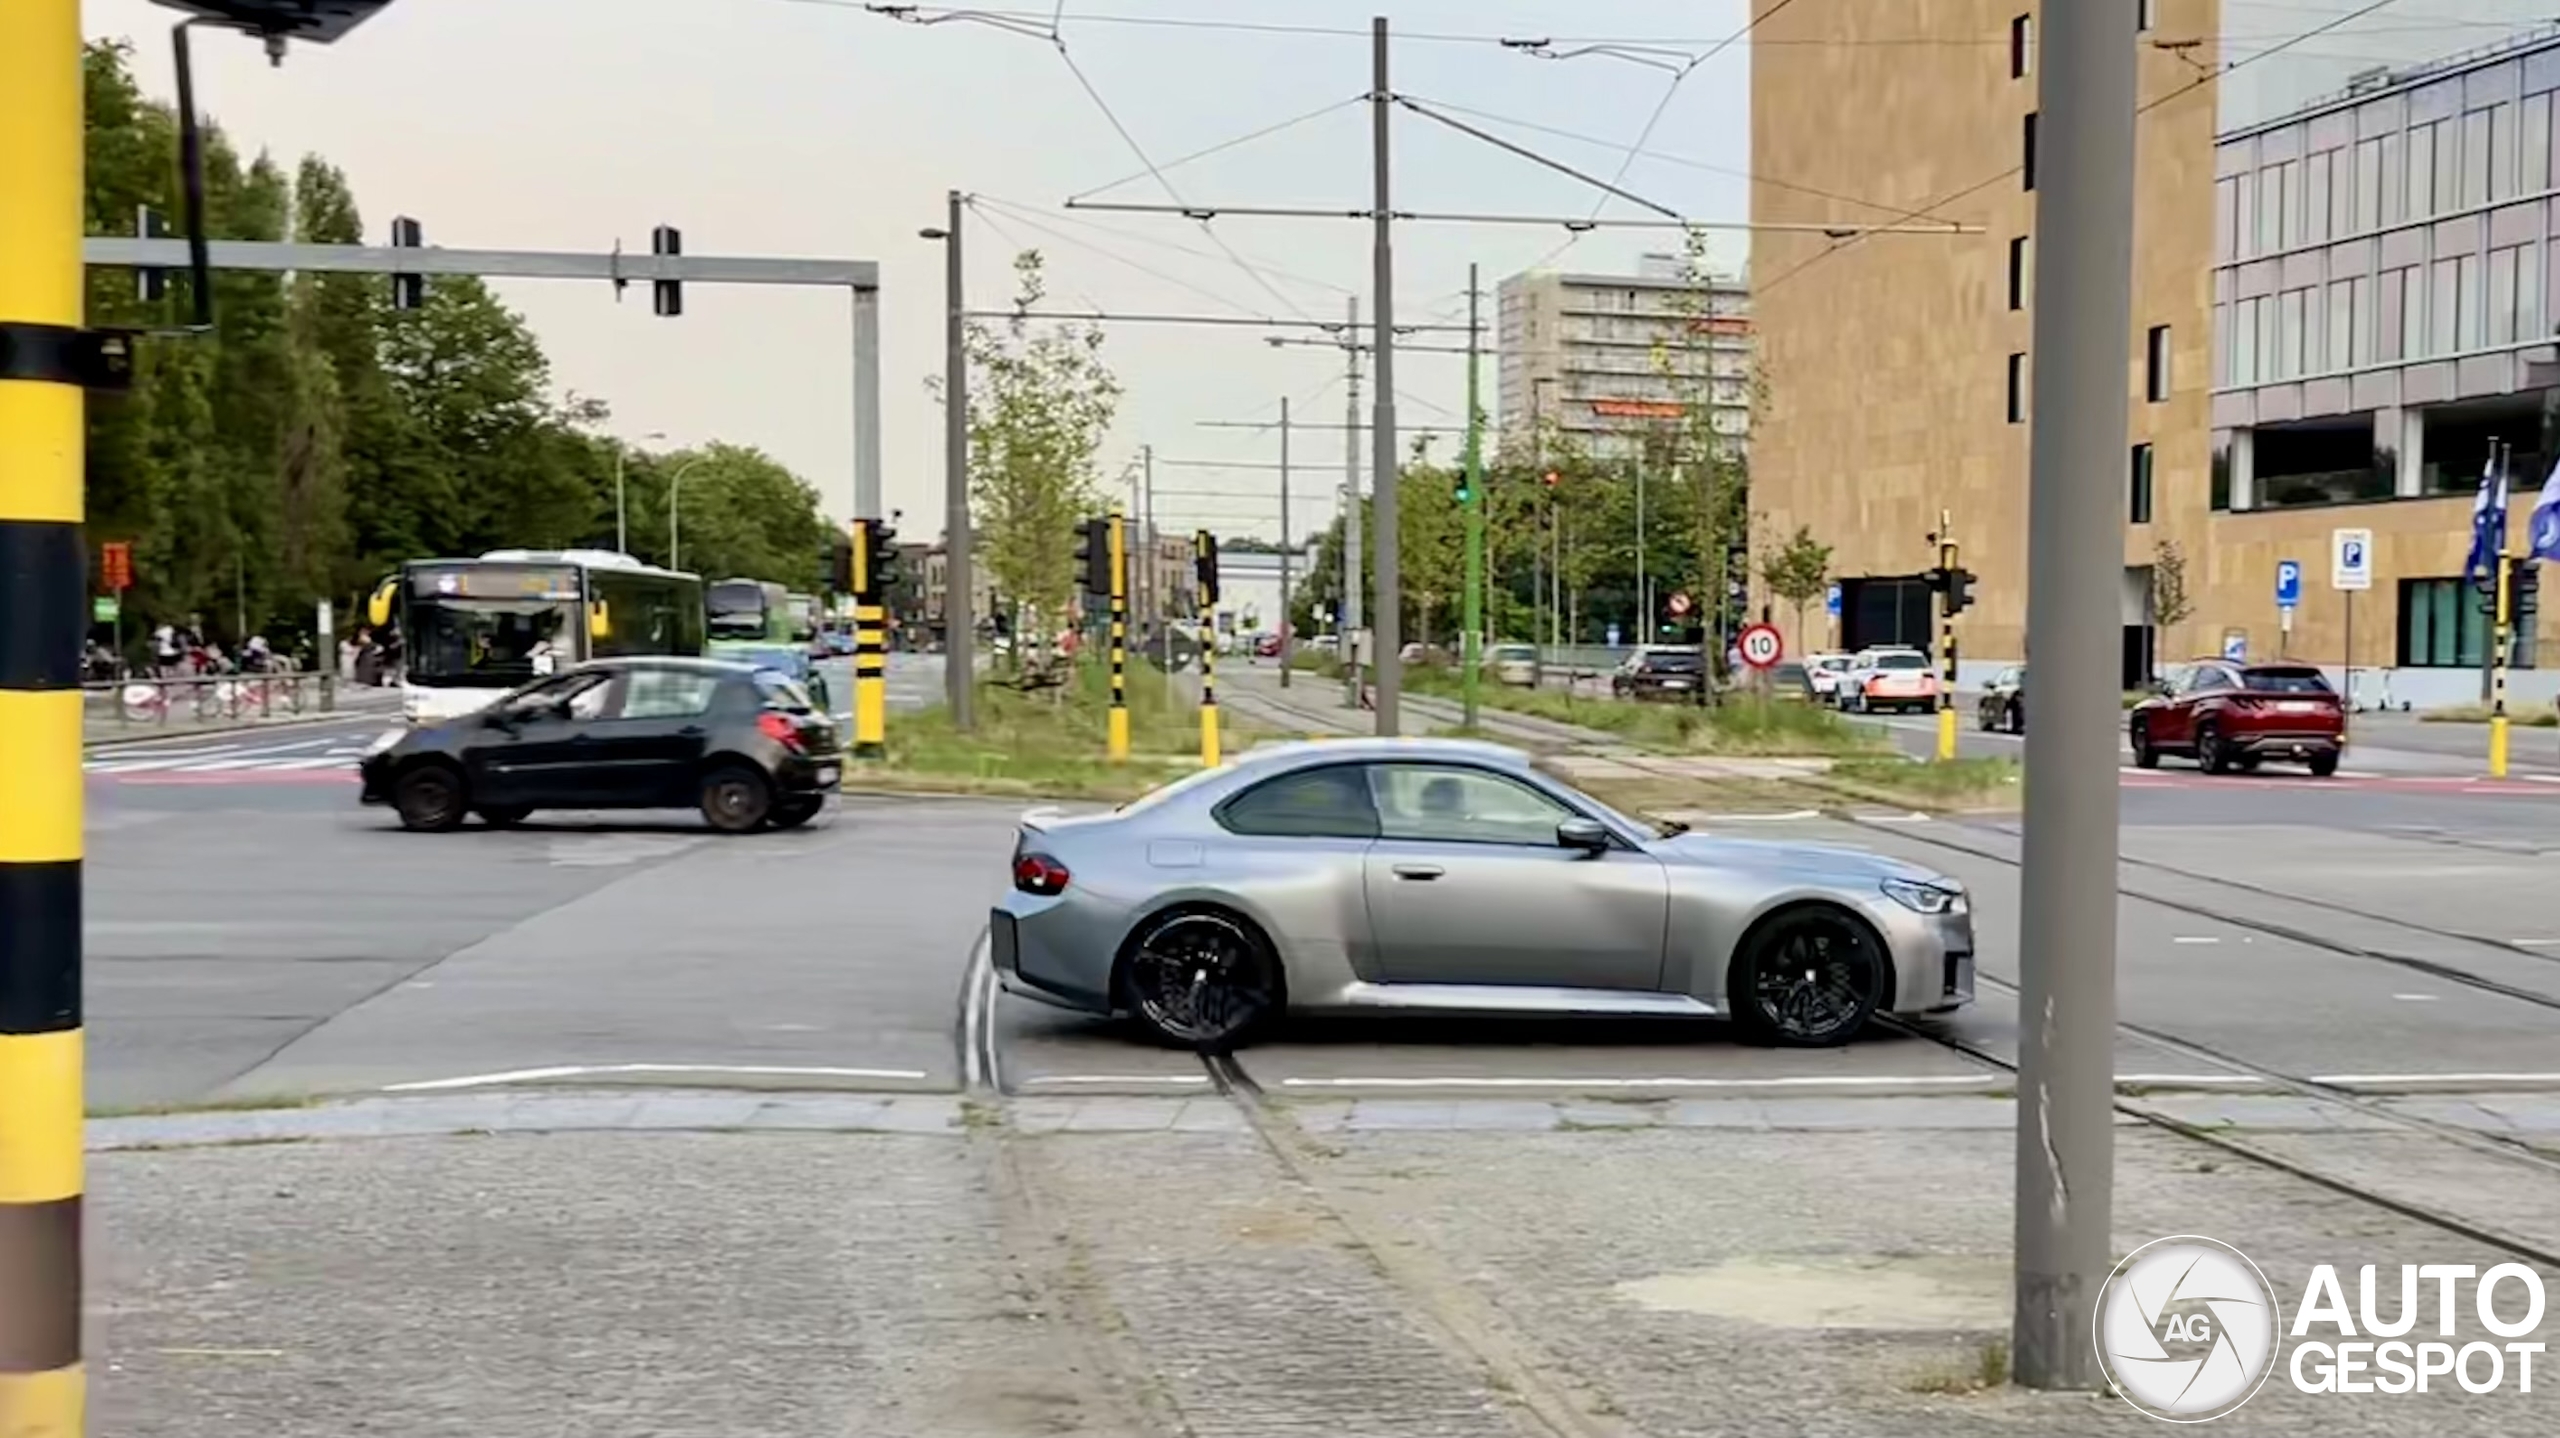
[756, 711, 805, 753]
[1013, 852, 1071, 896]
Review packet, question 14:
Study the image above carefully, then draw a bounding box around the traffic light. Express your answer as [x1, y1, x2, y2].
[1455, 467, 1474, 504]
[1946, 567, 1976, 616]
[390, 214, 425, 310]
[866, 518, 903, 597]
[1194, 530, 1221, 605]
[1075, 517, 1114, 596]
[652, 225, 683, 317]
[137, 203, 172, 303]
[2502, 556, 2541, 619]
[824, 529, 854, 593]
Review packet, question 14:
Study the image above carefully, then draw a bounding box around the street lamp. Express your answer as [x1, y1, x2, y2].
[616, 429, 667, 555]
[920, 190, 974, 731]
[667, 454, 709, 572]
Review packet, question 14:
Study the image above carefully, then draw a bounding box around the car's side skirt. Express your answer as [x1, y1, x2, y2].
[1299, 982, 1723, 1018]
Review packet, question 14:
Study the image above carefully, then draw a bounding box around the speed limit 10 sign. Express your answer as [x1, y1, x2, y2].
[1736, 623, 1784, 670]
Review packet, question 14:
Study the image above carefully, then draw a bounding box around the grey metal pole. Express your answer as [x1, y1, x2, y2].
[942, 190, 975, 730]
[854, 286, 884, 523]
[1369, 14, 1402, 735]
[1280, 397, 1294, 687]
[615, 445, 627, 555]
[2014, 0, 2135, 1391]
[1343, 295, 1365, 708]
[1636, 458, 1647, 640]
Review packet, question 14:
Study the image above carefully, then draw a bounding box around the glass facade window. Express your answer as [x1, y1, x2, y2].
[2147, 324, 2171, 401]
[2490, 246, 2520, 346]
[2006, 352, 2026, 422]
[2130, 443, 2154, 524]
[2023, 112, 2037, 191]
[2457, 254, 2483, 351]
[2306, 151, 2333, 245]
[2400, 577, 2535, 669]
[2008, 236, 2029, 311]
[2279, 289, 2306, 378]
[2462, 108, 2492, 210]
[2408, 122, 2436, 221]
[2260, 160, 2287, 251]
[2491, 102, 2518, 202]
[2528, 94, 2554, 197]
[2430, 259, 2459, 355]
[2351, 275, 2375, 366]
[2280, 160, 2304, 248]
[2234, 297, 2261, 383]
[2355, 137, 2383, 232]
[2234, 170, 2257, 259]
[2010, 14, 2031, 79]
[2258, 295, 2280, 379]
[2381, 131, 2405, 226]
[2215, 177, 2238, 263]
[2325, 281, 2352, 373]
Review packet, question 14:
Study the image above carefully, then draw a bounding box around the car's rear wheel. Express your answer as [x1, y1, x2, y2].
[2306, 750, 2339, 777]
[1728, 905, 1887, 1048]
[2130, 718, 2160, 768]
[1118, 908, 1280, 1051]
[769, 794, 824, 829]
[2197, 721, 2232, 775]
[477, 805, 533, 827]
[700, 763, 774, 833]
[393, 764, 467, 833]
[2006, 701, 2025, 735]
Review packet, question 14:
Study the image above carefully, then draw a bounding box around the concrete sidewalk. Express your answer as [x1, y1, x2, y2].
[84, 683, 399, 746]
[86, 1090, 2557, 1437]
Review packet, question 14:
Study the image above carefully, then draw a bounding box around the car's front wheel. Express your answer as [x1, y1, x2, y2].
[699, 763, 774, 833]
[2196, 721, 2232, 775]
[392, 764, 467, 833]
[1728, 905, 1887, 1047]
[2130, 719, 2160, 769]
[1118, 908, 1280, 1051]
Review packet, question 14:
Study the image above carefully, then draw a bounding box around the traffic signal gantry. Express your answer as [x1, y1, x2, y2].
[1922, 511, 1978, 763]
[1195, 530, 1221, 767]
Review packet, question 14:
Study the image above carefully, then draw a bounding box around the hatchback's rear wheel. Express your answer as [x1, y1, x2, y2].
[700, 764, 774, 833]
[1729, 906, 1887, 1048]
[1119, 909, 1280, 1051]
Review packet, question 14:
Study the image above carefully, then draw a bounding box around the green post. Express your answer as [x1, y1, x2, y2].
[1462, 263, 1485, 730]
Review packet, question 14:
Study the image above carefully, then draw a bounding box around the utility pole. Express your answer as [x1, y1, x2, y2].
[1635, 457, 1648, 640]
[1279, 398, 1295, 688]
[2014, 0, 2135, 1391]
[930, 190, 974, 731]
[1143, 444, 1163, 671]
[0, 4, 89, 1433]
[1343, 294, 1366, 709]
[1369, 14, 1403, 736]
[1462, 262, 1486, 729]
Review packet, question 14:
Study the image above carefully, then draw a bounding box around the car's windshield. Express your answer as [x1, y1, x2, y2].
[1874, 652, 1929, 670]
[1644, 649, 1702, 671]
[2243, 667, 2332, 694]
[1491, 645, 1535, 662]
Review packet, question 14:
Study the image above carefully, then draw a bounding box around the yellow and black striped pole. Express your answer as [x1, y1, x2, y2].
[1935, 510, 1960, 762]
[1106, 508, 1129, 763]
[850, 520, 886, 759]
[2492, 547, 2515, 779]
[0, 3, 91, 1434]
[1196, 531, 1220, 768]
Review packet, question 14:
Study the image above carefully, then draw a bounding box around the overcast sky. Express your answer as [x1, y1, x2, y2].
[83, 1, 2544, 546]
[87, 0, 1764, 545]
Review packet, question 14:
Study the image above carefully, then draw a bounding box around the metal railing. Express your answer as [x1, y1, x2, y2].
[84, 670, 336, 728]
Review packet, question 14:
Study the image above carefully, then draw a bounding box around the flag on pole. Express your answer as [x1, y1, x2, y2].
[2530, 454, 2560, 565]
[2465, 449, 2509, 586]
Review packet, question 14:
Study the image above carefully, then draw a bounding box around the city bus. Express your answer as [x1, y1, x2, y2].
[369, 549, 705, 723]
[707, 578, 793, 642]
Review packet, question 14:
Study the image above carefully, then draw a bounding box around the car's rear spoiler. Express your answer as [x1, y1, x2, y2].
[1018, 805, 1066, 835]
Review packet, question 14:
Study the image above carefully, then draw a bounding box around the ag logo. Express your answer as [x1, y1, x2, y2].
[2095, 1236, 2282, 1422]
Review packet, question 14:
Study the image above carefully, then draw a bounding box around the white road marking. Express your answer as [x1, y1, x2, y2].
[382, 1062, 931, 1093]
[2171, 936, 2222, 945]
[1017, 1074, 1213, 1088]
[2392, 993, 2442, 1002]
[960, 928, 994, 1093]
[244, 757, 351, 772]
[2513, 938, 2560, 947]
[1273, 1074, 2006, 1091]
[1861, 812, 1933, 824]
[85, 748, 255, 773]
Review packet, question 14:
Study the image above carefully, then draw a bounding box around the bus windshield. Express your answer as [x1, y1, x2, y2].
[407, 596, 576, 685]
[707, 580, 782, 640]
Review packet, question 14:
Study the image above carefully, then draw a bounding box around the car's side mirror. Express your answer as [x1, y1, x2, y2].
[1556, 816, 1611, 854]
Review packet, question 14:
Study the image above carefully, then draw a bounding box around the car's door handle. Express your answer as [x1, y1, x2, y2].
[679, 726, 704, 737]
[1391, 863, 1445, 881]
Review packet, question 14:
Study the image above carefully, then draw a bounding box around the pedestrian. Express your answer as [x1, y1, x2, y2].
[338, 629, 361, 680]
[151, 621, 179, 677]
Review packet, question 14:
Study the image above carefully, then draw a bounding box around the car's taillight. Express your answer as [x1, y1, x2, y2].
[1013, 852, 1070, 896]
[756, 711, 805, 752]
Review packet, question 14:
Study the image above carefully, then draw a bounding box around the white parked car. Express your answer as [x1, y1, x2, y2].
[1836, 648, 1940, 714]
[1804, 652, 1855, 700]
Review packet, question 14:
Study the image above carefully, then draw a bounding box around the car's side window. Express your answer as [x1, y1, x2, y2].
[1217, 765, 1381, 839]
[619, 670, 719, 720]
[1369, 764, 1575, 847]
[564, 674, 620, 720]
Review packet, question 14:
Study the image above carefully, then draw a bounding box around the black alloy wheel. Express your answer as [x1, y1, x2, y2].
[700, 764, 775, 834]
[1731, 907, 1886, 1047]
[2130, 719, 2159, 769]
[2196, 721, 2231, 775]
[393, 766, 466, 833]
[1120, 910, 1280, 1051]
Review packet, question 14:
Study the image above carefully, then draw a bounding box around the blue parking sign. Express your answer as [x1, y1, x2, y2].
[2275, 560, 2301, 609]
[1824, 583, 1841, 617]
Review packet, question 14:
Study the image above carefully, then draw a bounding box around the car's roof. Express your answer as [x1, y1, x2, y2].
[575, 656, 760, 676]
[1228, 736, 1538, 774]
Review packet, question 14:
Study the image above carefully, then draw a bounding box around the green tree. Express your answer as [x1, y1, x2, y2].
[619, 443, 826, 587]
[948, 251, 1120, 635]
[1760, 525, 1833, 642]
[2151, 539, 2192, 668]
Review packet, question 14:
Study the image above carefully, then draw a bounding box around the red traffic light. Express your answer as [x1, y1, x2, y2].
[1542, 470, 1559, 488]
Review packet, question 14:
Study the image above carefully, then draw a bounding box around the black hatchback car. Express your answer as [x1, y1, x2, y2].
[360, 658, 842, 833]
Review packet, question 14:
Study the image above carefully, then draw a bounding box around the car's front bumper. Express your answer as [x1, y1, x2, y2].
[1872, 901, 1976, 1015]
[2229, 728, 2341, 758]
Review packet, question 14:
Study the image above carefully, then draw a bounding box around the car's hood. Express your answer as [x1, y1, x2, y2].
[1648, 832, 1944, 885]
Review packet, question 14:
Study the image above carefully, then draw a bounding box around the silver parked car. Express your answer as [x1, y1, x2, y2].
[991, 739, 1975, 1050]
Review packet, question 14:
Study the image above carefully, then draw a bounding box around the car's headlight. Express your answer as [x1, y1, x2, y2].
[1882, 877, 1964, 915]
[364, 729, 403, 756]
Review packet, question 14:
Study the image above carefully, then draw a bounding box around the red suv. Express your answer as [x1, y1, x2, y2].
[2129, 660, 2343, 777]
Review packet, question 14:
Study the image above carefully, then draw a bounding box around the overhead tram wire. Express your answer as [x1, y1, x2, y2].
[1757, 0, 2414, 298]
[962, 202, 1113, 313]
[1065, 93, 1369, 208]
[965, 197, 1279, 320]
[970, 193, 1351, 301]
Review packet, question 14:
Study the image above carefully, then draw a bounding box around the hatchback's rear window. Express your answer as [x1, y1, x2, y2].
[2242, 667, 2332, 694]
[753, 672, 816, 712]
[1645, 650, 1702, 671]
